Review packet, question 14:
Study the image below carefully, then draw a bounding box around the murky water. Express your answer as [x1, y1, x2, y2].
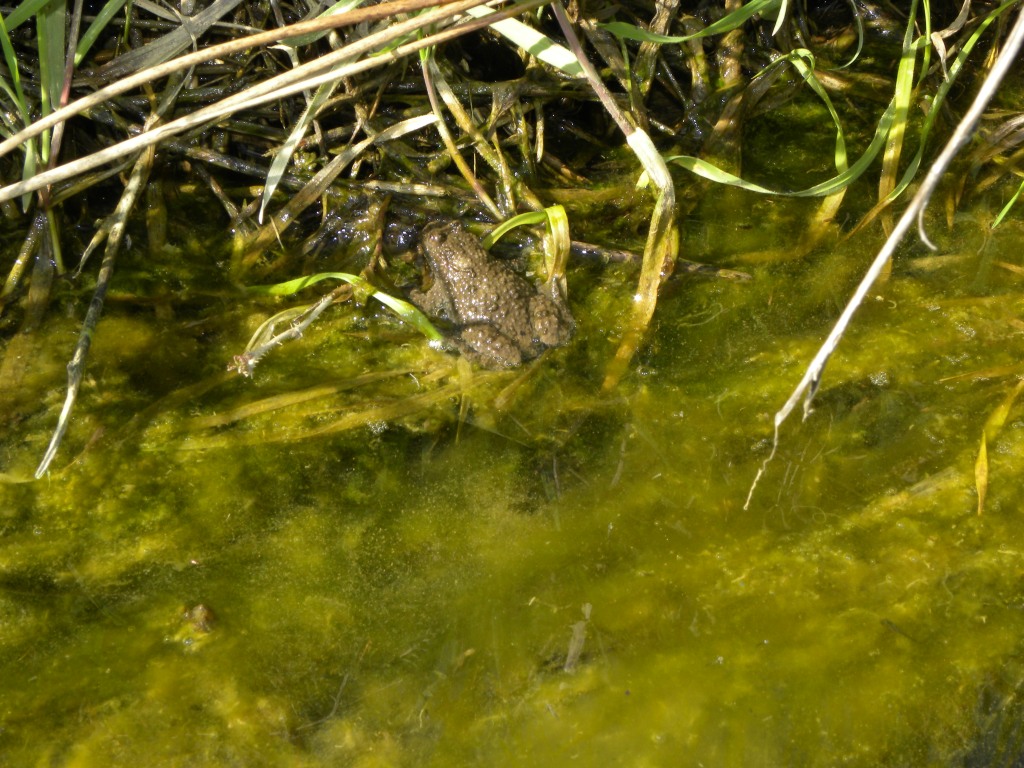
[2, 179, 1024, 766]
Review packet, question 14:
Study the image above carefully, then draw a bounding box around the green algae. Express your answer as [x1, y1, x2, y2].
[3, 179, 1024, 767]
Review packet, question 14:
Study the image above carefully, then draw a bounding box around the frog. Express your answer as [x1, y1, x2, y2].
[411, 220, 574, 369]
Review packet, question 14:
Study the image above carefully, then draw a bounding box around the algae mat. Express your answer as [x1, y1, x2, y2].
[2, 194, 1024, 766]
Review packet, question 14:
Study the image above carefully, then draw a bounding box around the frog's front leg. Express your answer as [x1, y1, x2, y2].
[410, 284, 453, 322]
[456, 324, 523, 369]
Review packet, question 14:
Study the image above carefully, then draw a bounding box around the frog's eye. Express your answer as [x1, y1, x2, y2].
[421, 222, 447, 240]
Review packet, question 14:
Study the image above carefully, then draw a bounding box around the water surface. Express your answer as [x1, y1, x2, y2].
[2, 183, 1024, 766]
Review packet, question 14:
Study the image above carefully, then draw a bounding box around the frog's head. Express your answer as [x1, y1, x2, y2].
[419, 220, 477, 280]
[420, 220, 462, 255]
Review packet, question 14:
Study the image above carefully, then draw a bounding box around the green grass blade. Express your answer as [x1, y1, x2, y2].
[653, 44, 918, 199]
[872, 0, 1019, 209]
[0, 14, 31, 127]
[36, 0, 66, 164]
[483, 206, 571, 280]
[484, 211, 549, 247]
[992, 178, 1024, 229]
[0, 12, 37, 206]
[876, 0, 921, 206]
[917, 0, 932, 88]
[602, 0, 781, 44]
[664, 156, 776, 193]
[663, 100, 897, 198]
[756, 49, 849, 173]
[771, 0, 789, 36]
[250, 272, 443, 342]
[4, 0, 49, 32]
[75, 0, 130, 65]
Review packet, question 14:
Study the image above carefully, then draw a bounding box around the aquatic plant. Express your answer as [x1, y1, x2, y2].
[0, 0, 1020, 478]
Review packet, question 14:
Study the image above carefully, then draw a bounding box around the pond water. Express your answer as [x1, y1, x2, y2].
[2, 176, 1024, 766]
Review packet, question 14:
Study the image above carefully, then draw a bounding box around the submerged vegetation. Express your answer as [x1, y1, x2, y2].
[2, 0, 1024, 763]
[0, 0, 1020, 475]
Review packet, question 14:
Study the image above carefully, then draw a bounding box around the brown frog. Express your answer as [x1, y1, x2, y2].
[412, 220, 573, 369]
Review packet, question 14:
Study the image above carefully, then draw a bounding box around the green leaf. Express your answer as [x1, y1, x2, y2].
[4, 0, 50, 32]
[601, 0, 781, 44]
[36, 0, 65, 163]
[75, 0, 131, 66]
[662, 97, 898, 198]
[0, 12, 38, 207]
[483, 206, 571, 281]
[992, 177, 1024, 229]
[250, 272, 444, 342]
